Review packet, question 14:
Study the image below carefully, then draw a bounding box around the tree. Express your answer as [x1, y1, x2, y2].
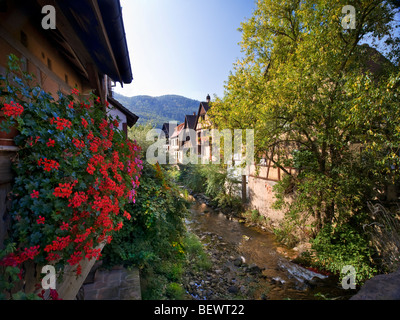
[209, 0, 400, 236]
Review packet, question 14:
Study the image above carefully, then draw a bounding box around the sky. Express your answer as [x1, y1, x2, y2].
[113, 0, 256, 101]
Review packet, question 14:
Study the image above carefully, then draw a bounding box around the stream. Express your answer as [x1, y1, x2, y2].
[183, 195, 354, 300]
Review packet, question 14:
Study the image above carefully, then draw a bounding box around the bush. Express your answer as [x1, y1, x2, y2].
[311, 219, 378, 285]
[101, 161, 188, 269]
[166, 282, 187, 300]
[183, 232, 211, 272]
[178, 163, 207, 193]
[178, 163, 242, 210]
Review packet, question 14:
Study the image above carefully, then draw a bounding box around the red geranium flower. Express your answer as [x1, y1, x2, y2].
[44, 236, 71, 252]
[72, 138, 85, 149]
[53, 182, 74, 198]
[37, 216, 45, 225]
[67, 251, 82, 266]
[123, 210, 131, 220]
[2, 101, 24, 117]
[68, 191, 88, 208]
[38, 158, 60, 172]
[81, 117, 88, 128]
[60, 222, 69, 231]
[31, 190, 39, 199]
[86, 163, 95, 175]
[46, 138, 55, 147]
[50, 117, 72, 131]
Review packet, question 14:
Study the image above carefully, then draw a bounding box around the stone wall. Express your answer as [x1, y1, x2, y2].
[83, 266, 142, 300]
[247, 175, 285, 228]
[246, 171, 314, 252]
[57, 242, 106, 300]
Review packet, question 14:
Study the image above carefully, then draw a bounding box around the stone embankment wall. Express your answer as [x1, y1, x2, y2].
[247, 176, 285, 227]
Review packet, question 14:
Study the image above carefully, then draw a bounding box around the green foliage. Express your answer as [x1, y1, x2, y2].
[166, 282, 186, 300]
[178, 163, 207, 193]
[178, 163, 242, 210]
[101, 161, 188, 268]
[127, 122, 157, 153]
[139, 230, 211, 300]
[100, 154, 212, 299]
[3, 56, 141, 256]
[183, 232, 212, 272]
[242, 209, 269, 227]
[0, 243, 18, 299]
[100, 122, 195, 298]
[311, 220, 378, 284]
[209, 0, 400, 280]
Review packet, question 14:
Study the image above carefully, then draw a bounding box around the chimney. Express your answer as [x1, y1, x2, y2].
[206, 94, 210, 103]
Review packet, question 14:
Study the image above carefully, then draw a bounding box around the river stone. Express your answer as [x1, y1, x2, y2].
[228, 285, 239, 294]
[233, 258, 242, 267]
[248, 263, 263, 275]
[351, 268, 400, 300]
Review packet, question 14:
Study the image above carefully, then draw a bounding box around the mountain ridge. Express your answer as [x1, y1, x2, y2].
[113, 92, 201, 128]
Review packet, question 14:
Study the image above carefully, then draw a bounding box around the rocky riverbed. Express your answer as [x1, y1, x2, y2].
[183, 229, 269, 300]
[183, 223, 330, 300]
[183, 194, 354, 300]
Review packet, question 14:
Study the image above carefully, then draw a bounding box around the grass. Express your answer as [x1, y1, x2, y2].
[140, 231, 212, 300]
[183, 232, 212, 272]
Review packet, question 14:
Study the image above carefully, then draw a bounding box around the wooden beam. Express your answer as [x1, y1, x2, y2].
[88, 0, 122, 83]
[86, 63, 104, 103]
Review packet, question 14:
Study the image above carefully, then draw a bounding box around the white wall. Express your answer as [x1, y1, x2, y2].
[107, 108, 127, 131]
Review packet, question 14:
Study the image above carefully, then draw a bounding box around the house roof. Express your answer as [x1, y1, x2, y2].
[161, 123, 171, 137]
[358, 43, 393, 78]
[194, 101, 211, 130]
[170, 123, 184, 139]
[200, 101, 210, 113]
[184, 115, 197, 130]
[53, 0, 133, 85]
[108, 95, 138, 127]
[18, 0, 132, 86]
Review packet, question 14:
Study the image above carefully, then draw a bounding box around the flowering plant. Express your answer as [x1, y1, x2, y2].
[0, 55, 142, 298]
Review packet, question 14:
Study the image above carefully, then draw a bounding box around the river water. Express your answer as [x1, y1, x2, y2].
[185, 198, 354, 300]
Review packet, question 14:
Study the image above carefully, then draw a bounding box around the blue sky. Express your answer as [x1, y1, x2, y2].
[113, 0, 256, 101]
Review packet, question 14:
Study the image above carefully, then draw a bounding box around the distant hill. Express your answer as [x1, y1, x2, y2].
[113, 93, 200, 128]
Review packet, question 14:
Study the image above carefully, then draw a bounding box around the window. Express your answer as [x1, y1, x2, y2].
[20, 31, 28, 47]
[47, 58, 52, 70]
